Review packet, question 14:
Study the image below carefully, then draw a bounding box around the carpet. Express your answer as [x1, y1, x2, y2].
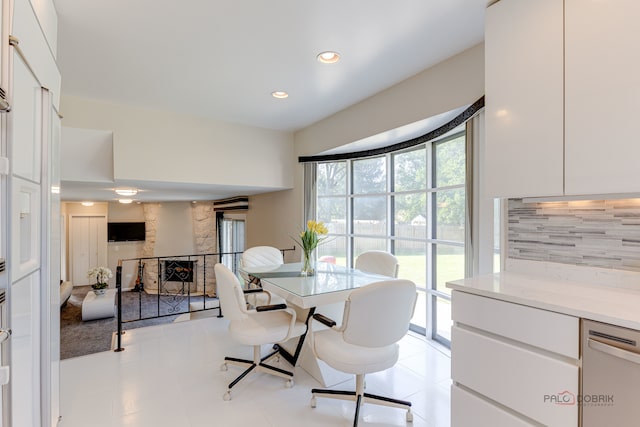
[60, 285, 219, 359]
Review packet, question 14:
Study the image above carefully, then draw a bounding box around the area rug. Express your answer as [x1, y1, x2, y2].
[60, 285, 219, 359]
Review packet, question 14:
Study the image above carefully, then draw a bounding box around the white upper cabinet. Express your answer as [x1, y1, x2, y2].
[485, 0, 640, 198]
[484, 0, 564, 198]
[564, 0, 640, 195]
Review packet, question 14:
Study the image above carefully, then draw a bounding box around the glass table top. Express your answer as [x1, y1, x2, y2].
[241, 262, 390, 298]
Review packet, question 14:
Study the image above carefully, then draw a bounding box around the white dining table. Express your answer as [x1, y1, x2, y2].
[240, 261, 393, 386]
[242, 261, 391, 309]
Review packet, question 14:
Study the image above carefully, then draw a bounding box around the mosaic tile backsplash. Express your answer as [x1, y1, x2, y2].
[508, 199, 640, 272]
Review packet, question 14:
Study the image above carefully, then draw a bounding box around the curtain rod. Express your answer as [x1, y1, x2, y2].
[298, 96, 485, 163]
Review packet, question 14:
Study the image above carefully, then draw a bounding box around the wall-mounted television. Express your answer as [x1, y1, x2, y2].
[108, 222, 146, 242]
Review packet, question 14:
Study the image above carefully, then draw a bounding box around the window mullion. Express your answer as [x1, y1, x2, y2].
[388, 153, 394, 254]
[347, 160, 354, 268]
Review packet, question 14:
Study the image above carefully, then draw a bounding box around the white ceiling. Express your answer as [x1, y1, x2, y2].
[54, 0, 486, 202]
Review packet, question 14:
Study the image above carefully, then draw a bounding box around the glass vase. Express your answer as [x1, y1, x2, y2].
[301, 248, 316, 276]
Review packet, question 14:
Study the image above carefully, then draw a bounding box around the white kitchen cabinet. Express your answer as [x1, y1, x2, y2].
[452, 289, 579, 359]
[451, 291, 579, 427]
[452, 385, 536, 427]
[484, 0, 564, 198]
[485, 0, 640, 198]
[564, 0, 640, 195]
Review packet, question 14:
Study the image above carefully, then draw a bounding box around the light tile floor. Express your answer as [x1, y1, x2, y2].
[60, 316, 451, 427]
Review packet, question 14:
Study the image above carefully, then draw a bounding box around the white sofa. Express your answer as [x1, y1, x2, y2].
[60, 280, 73, 307]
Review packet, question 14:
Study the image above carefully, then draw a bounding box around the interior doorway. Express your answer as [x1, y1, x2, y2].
[69, 216, 107, 286]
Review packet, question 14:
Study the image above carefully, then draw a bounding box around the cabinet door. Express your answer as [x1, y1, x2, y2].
[452, 326, 579, 427]
[452, 385, 536, 427]
[484, 0, 564, 198]
[565, 0, 640, 195]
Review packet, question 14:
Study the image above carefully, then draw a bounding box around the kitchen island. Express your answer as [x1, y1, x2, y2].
[447, 271, 640, 427]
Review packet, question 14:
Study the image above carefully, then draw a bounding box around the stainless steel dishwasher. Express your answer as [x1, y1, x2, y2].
[582, 319, 640, 426]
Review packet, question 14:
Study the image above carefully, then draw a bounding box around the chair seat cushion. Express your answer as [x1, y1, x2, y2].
[230, 310, 306, 346]
[313, 330, 399, 374]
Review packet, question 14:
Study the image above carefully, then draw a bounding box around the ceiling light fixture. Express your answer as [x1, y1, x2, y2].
[118, 199, 133, 204]
[115, 188, 138, 196]
[271, 91, 289, 99]
[81, 201, 94, 207]
[317, 51, 340, 64]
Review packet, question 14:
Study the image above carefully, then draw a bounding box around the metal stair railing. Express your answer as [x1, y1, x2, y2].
[114, 247, 295, 352]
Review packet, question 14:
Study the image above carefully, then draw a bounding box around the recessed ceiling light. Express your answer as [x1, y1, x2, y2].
[115, 188, 138, 196]
[118, 199, 133, 204]
[271, 91, 289, 99]
[317, 51, 340, 64]
[81, 201, 94, 207]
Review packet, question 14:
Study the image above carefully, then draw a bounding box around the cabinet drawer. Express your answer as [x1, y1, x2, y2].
[451, 385, 535, 427]
[452, 291, 579, 359]
[452, 326, 578, 427]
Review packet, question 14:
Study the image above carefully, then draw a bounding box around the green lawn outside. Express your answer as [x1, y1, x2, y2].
[327, 253, 463, 341]
[328, 254, 465, 293]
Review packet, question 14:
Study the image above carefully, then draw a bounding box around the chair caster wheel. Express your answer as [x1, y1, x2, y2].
[223, 391, 231, 401]
[310, 396, 317, 408]
[406, 409, 413, 422]
[285, 379, 294, 388]
[220, 363, 228, 371]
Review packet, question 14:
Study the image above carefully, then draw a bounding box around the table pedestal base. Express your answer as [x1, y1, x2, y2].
[299, 340, 351, 387]
[82, 289, 117, 321]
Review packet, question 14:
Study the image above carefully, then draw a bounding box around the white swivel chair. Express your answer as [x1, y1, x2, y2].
[355, 250, 399, 278]
[309, 279, 417, 426]
[215, 263, 306, 401]
[240, 246, 286, 306]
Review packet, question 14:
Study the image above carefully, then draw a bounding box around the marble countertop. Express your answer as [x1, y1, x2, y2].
[447, 271, 640, 330]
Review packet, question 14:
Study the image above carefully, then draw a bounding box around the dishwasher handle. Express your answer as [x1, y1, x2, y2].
[588, 337, 640, 365]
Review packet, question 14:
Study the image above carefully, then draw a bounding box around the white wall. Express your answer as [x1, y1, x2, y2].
[60, 127, 113, 182]
[63, 201, 203, 289]
[295, 43, 485, 157]
[59, 95, 295, 190]
[246, 189, 299, 263]
[106, 203, 145, 289]
[29, 0, 58, 55]
[108, 201, 144, 222]
[246, 44, 485, 252]
[153, 202, 195, 257]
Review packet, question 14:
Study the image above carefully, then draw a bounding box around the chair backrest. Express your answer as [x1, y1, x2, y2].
[241, 246, 284, 268]
[342, 279, 416, 348]
[355, 250, 399, 278]
[214, 263, 249, 321]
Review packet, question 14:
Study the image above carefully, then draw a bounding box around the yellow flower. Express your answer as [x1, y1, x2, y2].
[294, 220, 329, 252]
[306, 220, 328, 235]
[316, 222, 328, 235]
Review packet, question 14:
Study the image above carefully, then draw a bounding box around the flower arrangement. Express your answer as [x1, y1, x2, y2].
[87, 266, 112, 292]
[294, 220, 329, 275]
